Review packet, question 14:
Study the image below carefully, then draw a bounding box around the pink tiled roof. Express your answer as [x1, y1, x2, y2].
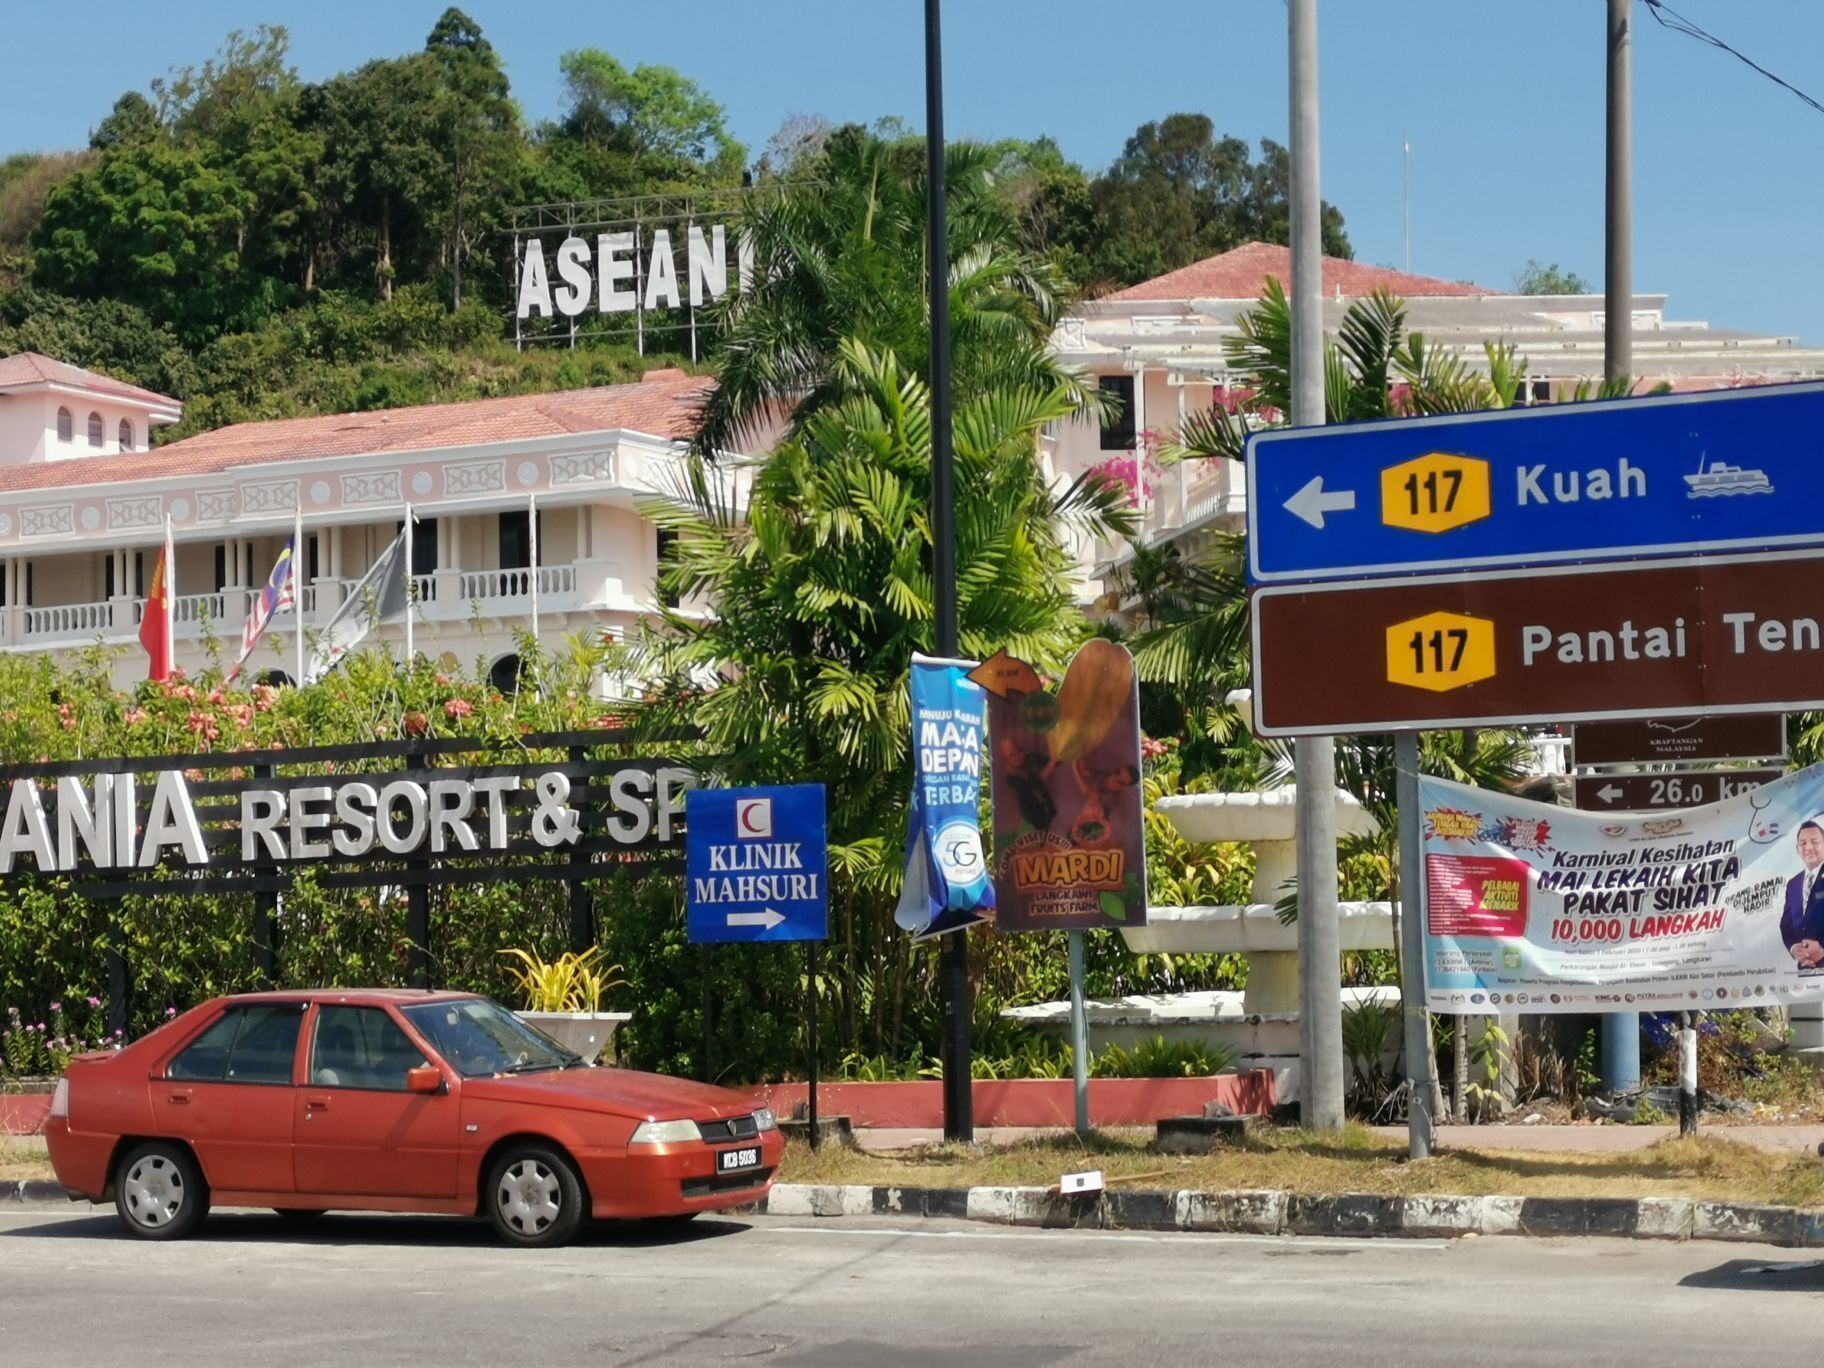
[1104, 241, 1489, 302]
[0, 352, 179, 409]
[0, 371, 714, 495]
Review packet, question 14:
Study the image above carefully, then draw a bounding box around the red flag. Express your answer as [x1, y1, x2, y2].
[139, 545, 172, 681]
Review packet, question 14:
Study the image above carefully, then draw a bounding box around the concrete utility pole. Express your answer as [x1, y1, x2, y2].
[1600, 0, 1642, 1096]
[1288, 0, 1345, 1132]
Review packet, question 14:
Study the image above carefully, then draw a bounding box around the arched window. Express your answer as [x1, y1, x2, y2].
[86, 412, 103, 447]
[488, 654, 524, 697]
[56, 408, 72, 443]
[118, 419, 133, 450]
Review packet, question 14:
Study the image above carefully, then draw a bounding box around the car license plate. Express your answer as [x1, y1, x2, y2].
[717, 1146, 762, 1174]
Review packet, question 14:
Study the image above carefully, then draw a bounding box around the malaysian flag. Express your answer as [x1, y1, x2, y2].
[229, 535, 298, 679]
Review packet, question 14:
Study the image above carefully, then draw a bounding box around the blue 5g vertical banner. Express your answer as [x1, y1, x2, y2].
[895, 654, 995, 940]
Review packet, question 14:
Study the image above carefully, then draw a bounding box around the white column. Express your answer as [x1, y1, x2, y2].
[1133, 365, 1149, 538]
[576, 504, 590, 558]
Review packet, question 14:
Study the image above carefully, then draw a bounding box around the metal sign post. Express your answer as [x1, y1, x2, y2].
[1395, 732, 1435, 1159]
[1068, 931, 1090, 1137]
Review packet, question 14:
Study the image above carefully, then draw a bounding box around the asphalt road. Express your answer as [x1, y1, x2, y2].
[0, 1208, 1820, 1367]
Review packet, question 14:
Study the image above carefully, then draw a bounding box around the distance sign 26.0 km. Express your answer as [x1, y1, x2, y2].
[1246, 382, 1824, 583]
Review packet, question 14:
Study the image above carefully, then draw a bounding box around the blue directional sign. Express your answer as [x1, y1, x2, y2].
[685, 784, 828, 944]
[1246, 382, 1824, 584]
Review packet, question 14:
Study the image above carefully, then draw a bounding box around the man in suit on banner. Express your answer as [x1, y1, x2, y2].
[1781, 820, 1824, 971]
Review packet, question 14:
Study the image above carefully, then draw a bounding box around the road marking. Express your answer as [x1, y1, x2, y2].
[761, 1224, 1448, 1253]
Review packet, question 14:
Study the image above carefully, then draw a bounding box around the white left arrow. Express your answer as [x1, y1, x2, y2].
[728, 908, 786, 930]
[1284, 476, 1357, 529]
[1597, 784, 1623, 804]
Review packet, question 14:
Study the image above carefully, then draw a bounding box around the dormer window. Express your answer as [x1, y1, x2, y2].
[56, 407, 72, 442]
[87, 412, 103, 447]
[118, 419, 133, 450]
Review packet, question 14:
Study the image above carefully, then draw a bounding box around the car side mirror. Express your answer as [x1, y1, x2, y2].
[406, 1066, 445, 1095]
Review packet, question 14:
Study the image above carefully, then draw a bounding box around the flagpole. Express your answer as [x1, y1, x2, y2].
[528, 492, 540, 658]
[295, 506, 306, 688]
[164, 514, 175, 675]
[403, 504, 415, 667]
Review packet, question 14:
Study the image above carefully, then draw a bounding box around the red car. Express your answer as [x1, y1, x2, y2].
[44, 989, 783, 1247]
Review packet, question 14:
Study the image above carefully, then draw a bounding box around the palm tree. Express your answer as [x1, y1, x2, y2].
[691, 128, 1104, 458]
[632, 341, 1132, 1059]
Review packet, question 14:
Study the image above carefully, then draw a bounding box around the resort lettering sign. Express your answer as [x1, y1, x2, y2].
[0, 732, 703, 896]
[0, 765, 694, 876]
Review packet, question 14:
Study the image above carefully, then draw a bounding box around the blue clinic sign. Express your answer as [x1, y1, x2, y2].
[1246, 382, 1824, 584]
[685, 784, 828, 944]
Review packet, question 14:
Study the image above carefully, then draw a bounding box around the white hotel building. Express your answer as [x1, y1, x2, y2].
[4, 241, 1824, 685]
[0, 352, 725, 690]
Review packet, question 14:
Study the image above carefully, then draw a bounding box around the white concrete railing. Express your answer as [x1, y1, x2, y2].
[21, 601, 113, 640]
[240, 584, 318, 619]
[455, 566, 577, 603]
[172, 593, 226, 629]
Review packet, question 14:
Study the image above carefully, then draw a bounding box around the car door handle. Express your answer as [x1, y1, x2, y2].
[305, 1095, 332, 1110]
[165, 1089, 192, 1105]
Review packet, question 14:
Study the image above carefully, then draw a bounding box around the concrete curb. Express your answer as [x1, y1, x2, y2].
[757, 1183, 1824, 1247]
[0, 1181, 72, 1205]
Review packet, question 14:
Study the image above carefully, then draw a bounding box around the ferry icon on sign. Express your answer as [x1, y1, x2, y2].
[1684, 458, 1773, 497]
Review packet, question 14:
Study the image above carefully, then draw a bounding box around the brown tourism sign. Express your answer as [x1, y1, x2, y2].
[1572, 714, 1787, 766]
[1252, 547, 1824, 736]
[1572, 768, 1785, 813]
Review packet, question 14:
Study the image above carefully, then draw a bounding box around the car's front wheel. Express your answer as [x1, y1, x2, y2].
[115, 1142, 208, 1240]
[486, 1145, 586, 1248]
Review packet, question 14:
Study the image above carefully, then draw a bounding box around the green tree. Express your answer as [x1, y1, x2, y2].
[31, 141, 256, 340]
[89, 93, 161, 151]
[693, 127, 1101, 458]
[1088, 114, 1350, 286]
[633, 342, 1132, 1059]
[1515, 259, 1589, 295]
[557, 48, 745, 181]
[425, 8, 520, 309]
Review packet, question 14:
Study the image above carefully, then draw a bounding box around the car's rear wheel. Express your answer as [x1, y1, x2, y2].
[115, 1142, 208, 1240]
[486, 1145, 585, 1248]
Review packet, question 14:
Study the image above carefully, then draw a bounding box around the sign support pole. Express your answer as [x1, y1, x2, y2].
[807, 939, 821, 1152]
[1598, 0, 1641, 1097]
[1395, 731, 1435, 1159]
[702, 944, 714, 1085]
[925, 0, 973, 1145]
[1679, 1011, 1699, 1138]
[1288, 0, 1345, 1132]
[1068, 930, 1090, 1137]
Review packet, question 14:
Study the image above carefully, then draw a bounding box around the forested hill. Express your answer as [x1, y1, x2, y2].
[0, 9, 1351, 444]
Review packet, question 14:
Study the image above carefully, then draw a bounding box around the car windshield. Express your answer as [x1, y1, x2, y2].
[401, 998, 578, 1078]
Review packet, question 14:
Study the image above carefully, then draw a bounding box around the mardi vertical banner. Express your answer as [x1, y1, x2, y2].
[894, 654, 994, 940]
[980, 640, 1148, 932]
[1419, 764, 1824, 1014]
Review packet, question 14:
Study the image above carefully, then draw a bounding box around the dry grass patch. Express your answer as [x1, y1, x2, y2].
[778, 1126, 1824, 1208]
[0, 1136, 52, 1183]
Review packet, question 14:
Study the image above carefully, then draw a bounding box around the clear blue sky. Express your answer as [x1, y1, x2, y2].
[5, 1, 1822, 343]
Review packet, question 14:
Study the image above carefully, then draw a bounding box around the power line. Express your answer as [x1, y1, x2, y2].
[1642, 0, 1824, 119]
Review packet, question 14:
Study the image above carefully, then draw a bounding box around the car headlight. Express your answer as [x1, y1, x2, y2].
[753, 1107, 778, 1132]
[629, 1118, 702, 1145]
[49, 1078, 69, 1120]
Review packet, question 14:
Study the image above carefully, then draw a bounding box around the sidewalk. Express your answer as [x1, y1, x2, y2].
[845, 1123, 1824, 1156]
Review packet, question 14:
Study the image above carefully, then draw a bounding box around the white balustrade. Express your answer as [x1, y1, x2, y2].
[22, 601, 113, 640]
[456, 566, 576, 603]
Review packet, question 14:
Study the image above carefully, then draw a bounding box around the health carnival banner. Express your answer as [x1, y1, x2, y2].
[1421, 765, 1824, 1014]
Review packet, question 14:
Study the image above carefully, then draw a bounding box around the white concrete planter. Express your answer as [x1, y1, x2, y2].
[513, 1011, 631, 1066]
